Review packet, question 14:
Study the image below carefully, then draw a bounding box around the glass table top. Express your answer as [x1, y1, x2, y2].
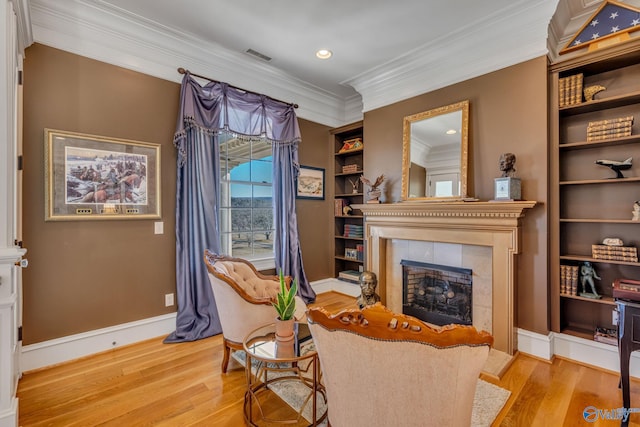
[244, 322, 314, 362]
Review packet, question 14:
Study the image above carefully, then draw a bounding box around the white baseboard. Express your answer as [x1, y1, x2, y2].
[21, 313, 177, 372]
[20, 279, 345, 372]
[311, 278, 360, 297]
[517, 328, 640, 378]
[0, 398, 17, 427]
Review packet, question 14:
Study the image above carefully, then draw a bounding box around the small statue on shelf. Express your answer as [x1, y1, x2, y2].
[633, 201, 640, 221]
[595, 157, 632, 179]
[348, 177, 360, 194]
[579, 261, 601, 299]
[499, 152, 517, 178]
[360, 174, 385, 203]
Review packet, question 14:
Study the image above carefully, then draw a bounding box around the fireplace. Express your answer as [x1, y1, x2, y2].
[402, 260, 472, 326]
[356, 201, 536, 355]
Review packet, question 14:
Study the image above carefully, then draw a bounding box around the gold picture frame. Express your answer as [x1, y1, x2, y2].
[44, 129, 161, 221]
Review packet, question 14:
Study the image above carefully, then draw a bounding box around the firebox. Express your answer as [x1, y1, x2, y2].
[401, 259, 472, 326]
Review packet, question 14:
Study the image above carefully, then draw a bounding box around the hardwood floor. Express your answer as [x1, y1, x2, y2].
[17, 291, 639, 426]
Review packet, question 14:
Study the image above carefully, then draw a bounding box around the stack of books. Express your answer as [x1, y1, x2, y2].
[587, 116, 633, 142]
[356, 244, 364, 261]
[558, 73, 583, 107]
[594, 326, 617, 346]
[342, 164, 359, 173]
[591, 244, 638, 262]
[344, 224, 364, 238]
[560, 264, 579, 296]
[334, 199, 346, 216]
[338, 270, 361, 283]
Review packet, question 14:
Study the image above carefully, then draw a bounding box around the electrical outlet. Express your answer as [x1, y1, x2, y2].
[613, 308, 619, 326]
[165, 293, 174, 307]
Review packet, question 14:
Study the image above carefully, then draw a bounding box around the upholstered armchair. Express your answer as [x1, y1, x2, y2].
[307, 303, 493, 427]
[203, 249, 306, 373]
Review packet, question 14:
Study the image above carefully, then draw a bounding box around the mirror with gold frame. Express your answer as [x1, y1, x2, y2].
[401, 100, 469, 201]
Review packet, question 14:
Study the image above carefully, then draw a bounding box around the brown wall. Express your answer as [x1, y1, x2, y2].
[363, 56, 549, 334]
[296, 119, 333, 282]
[22, 44, 333, 344]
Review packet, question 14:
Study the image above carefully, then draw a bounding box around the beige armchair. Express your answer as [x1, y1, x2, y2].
[203, 250, 306, 373]
[307, 303, 493, 427]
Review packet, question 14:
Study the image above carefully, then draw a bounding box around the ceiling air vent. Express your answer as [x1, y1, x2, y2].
[245, 49, 272, 62]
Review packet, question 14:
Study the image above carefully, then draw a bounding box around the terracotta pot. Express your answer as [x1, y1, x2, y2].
[275, 317, 295, 342]
[275, 340, 295, 358]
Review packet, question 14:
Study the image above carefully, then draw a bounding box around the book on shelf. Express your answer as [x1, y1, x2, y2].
[588, 116, 634, 127]
[591, 245, 638, 262]
[558, 73, 583, 107]
[560, 264, 579, 296]
[356, 244, 364, 261]
[334, 199, 346, 216]
[338, 270, 361, 283]
[586, 128, 632, 142]
[587, 120, 634, 132]
[594, 326, 617, 346]
[342, 164, 359, 173]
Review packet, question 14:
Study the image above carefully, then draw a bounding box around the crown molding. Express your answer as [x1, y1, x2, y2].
[28, 0, 357, 128]
[346, 0, 559, 112]
[11, 0, 33, 53]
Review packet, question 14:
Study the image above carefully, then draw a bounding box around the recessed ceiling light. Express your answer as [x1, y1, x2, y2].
[316, 49, 332, 59]
[446, 129, 457, 135]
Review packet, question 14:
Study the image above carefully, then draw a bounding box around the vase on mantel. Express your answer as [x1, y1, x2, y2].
[275, 317, 295, 342]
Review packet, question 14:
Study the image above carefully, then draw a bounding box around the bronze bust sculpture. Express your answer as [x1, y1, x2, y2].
[356, 271, 381, 309]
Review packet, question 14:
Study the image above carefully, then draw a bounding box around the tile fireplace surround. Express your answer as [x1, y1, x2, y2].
[355, 201, 536, 355]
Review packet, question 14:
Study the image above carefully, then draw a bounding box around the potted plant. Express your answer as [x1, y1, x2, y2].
[272, 270, 297, 341]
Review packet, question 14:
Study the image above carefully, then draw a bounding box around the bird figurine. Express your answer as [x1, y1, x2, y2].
[583, 85, 606, 102]
[595, 157, 632, 179]
[360, 174, 385, 203]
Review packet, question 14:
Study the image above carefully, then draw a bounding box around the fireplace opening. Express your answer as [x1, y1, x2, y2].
[401, 260, 472, 326]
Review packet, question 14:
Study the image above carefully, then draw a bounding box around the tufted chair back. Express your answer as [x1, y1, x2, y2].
[307, 303, 493, 427]
[203, 249, 306, 372]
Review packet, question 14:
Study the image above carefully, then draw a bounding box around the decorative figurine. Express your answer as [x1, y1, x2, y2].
[342, 205, 353, 216]
[602, 237, 624, 246]
[499, 152, 517, 178]
[633, 201, 640, 221]
[348, 177, 360, 194]
[595, 157, 632, 179]
[338, 137, 363, 153]
[493, 153, 521, 201]
[579, 261, 601, 299]
[583, 85, 606, 102]
[356, 271, 381, 309]
[360, 174, 385, 203]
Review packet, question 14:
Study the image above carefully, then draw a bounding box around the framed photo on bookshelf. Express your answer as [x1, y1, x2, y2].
[296, 165, 325, 200]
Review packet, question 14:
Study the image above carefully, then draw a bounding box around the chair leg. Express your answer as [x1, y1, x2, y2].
[221, 340, 231, 374]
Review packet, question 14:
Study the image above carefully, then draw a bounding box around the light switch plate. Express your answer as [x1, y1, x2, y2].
[154, 221, 164, 234]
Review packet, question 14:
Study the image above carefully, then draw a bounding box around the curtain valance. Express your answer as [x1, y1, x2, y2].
[174, 73, 301, 165]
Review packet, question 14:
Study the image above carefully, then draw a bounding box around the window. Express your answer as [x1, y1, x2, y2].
[219, 134, 274, 266]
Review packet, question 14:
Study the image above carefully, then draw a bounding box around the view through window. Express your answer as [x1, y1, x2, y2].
[219, 134, 274, 261]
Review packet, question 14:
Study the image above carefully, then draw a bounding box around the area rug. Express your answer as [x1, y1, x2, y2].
[232, 350, 510, 426]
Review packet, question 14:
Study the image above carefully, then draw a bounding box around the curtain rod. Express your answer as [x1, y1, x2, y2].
[177, 67, 298, 109]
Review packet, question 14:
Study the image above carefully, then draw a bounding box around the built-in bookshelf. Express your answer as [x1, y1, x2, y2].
[330, 121, 365, 280]
[550, 38, 640, 344]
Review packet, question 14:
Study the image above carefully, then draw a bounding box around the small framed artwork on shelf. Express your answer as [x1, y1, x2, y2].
[345, 248, 359, 260]
[296, 165, 325, 200]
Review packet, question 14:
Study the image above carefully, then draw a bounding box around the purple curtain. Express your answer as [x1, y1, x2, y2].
[166, 73, 314, 343]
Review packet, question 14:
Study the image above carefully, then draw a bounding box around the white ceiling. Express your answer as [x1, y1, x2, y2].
[21, 0, 640, 127]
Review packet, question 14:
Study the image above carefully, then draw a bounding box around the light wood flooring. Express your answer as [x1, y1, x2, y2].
[17, 291, 640, 426]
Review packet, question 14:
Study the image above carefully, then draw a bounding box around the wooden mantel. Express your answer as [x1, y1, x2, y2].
[352, 200, 536, 355]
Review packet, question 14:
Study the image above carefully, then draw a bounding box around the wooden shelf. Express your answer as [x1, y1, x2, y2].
[334, 235, 364, 241]
[335, 170, 363, 177]
[559, 177, 640, 185]
[560, 134, 640, 151]
[335, 192, 364, 197]
[334, 255, 363, 263]
[560, 218, 640, 224]
[560, 254, 640, 267]
[334, 215, 363, 219]
[334, 148, 363, 157]
[559, 90, 640, 116]
[560, 293, 615, 306]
